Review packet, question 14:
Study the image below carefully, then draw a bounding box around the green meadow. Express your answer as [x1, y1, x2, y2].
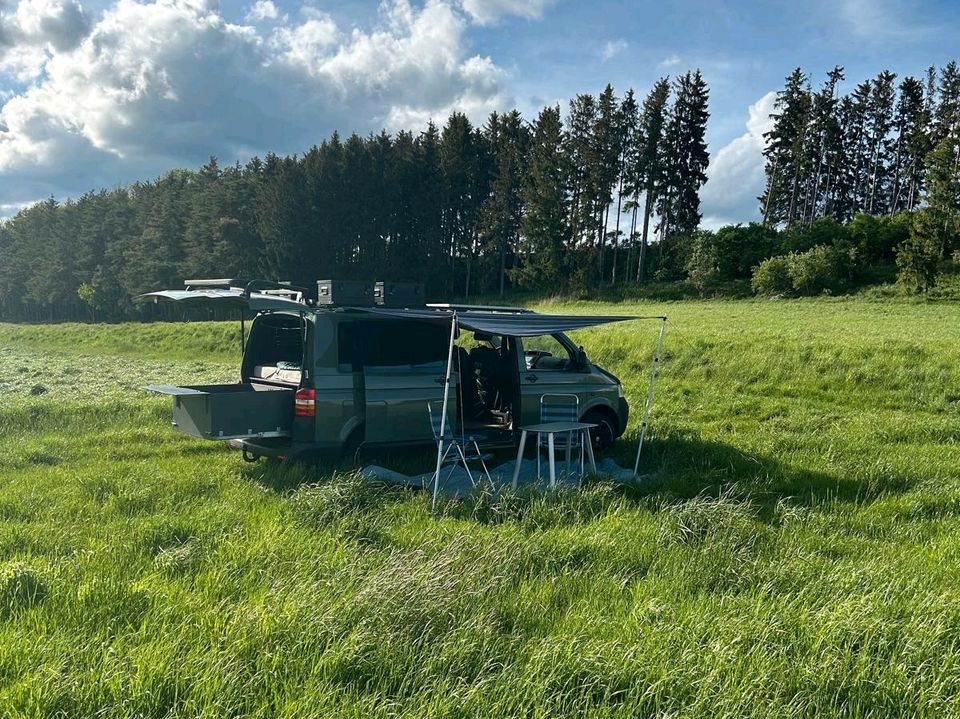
[2, 297, 960, 717]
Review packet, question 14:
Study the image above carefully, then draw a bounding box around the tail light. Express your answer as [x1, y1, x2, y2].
[294, 388, 316, 417]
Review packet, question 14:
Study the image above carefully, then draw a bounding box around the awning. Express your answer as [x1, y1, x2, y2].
[352, 307, 661, 336]
[139, 288, 306, 312]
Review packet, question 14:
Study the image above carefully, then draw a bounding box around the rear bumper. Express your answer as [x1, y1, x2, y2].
[230, 437, 340, 462]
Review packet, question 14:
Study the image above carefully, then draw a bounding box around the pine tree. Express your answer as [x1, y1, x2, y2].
[440, 112, 484, 294]
[593, 84, 622, 281]
[660, 71, 710, 240]
[865, 71, 897, 215]
[841, 81, 874, 217]
[478, 110, 530, 296]
[801, 67, 844, 224]
[415, 123, 445, 291]
[897, 137, 960, 291]
[889, 77, 928, 213]
[935, 61, 960, 144]
[515, 105, 569, 290]
[610, 88, 638, 284]
[760, 68, 812, 227]
[627, 78, 670, 281]
[564, 93, 599, 249]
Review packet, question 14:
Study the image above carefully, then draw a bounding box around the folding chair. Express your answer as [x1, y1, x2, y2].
[427, 402, 493, 492]
[538, 394, 583, 480]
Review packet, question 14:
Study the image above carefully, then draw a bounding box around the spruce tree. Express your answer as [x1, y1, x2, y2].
[799, 67, 844, 224]
[865, 71, 897, 215]
[660, 70, 710, 239]
[897, 137, 960, 291]
[516, 105, 569, 290]
[889, 77, 927, 213]
[628, 78, 670, 281]
[593, 84, 622, 281]
[479, 110, 530, 296]
[760, 68, 812, 226]
[611, 88, 639, 284]
[564, 93, 599, 249]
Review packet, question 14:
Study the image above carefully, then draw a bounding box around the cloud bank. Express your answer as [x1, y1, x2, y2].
[0, 0, 511, 207]
[701, 90, 776, 229]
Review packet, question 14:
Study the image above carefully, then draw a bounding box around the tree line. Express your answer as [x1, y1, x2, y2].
[756, 62, 960, 294]
[0, 73, 709, 322]
[3, 60, 957, 324]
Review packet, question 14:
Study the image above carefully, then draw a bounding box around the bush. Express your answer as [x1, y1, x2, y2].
[788, 244, 844, 295]
[751, 244, 847, 297]
[686, 224, 782, 293]
[896, 210, 946, 293]
[751, 256, 792, 296]
[783, 216, 847, 254]
[852, 213, 911, 261]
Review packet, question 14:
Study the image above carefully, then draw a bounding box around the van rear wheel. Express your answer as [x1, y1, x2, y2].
[341, 428, 364, 465]
[583, 409, 617, 452]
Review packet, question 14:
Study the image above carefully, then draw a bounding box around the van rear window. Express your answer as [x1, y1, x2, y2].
[339, 321, 448, 368]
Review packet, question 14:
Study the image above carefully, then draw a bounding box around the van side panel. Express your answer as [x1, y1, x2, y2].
[337, 318, 450, 445]
[310, 315, 358, 449]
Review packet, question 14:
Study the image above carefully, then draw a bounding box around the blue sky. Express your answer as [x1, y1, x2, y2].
[1, 0, 957, 225]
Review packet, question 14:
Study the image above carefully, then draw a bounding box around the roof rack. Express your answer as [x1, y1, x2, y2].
[425, 303, 534, 314]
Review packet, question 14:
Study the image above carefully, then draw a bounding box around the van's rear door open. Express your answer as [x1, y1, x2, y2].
[146, 384, 293, 440]
[140, 287, 307, 313]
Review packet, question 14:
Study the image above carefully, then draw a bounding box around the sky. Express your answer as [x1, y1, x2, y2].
[0, 0, 958, 226]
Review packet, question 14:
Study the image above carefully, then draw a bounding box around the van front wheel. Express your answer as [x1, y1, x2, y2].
[583, 409, 617, 452]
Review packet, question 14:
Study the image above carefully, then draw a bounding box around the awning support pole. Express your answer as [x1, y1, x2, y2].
[633, 317, 666, 478]
[432, 311, 458, 509]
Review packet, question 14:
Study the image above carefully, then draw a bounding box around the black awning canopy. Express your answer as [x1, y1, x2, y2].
[352, 307, 663, 337]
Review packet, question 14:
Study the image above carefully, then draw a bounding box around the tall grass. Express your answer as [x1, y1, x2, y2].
[2, 298, 960, 717]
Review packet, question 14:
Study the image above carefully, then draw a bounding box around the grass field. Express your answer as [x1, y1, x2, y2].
[3, 297, 960, 717]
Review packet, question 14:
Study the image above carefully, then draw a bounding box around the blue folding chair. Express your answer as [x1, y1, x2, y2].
[428, 402, 493, 491]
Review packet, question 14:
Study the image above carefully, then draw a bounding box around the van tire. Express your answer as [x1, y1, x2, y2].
[341, 428, 364, 464]
[583, 408, 617, 452]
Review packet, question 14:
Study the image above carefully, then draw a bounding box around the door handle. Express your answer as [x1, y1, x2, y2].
[434, 376, 447, 384]
[526, 374, 538, 383]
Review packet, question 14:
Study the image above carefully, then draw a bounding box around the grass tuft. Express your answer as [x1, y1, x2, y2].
[0, 562, 47, 617]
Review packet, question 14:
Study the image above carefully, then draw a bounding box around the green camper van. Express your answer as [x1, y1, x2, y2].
[145, 280, 633, 463]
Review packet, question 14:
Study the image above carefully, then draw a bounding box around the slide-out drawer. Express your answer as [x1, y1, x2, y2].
[146, 383, 293, 440]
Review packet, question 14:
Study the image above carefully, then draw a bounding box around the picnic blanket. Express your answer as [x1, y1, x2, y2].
[361, 457, 641, 497]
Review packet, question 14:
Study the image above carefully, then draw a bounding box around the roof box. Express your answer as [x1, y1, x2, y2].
[374, 282, 424, 307]
[316, 280, 374, 306]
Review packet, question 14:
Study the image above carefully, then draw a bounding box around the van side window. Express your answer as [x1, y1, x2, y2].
[524, 334, 574, 371]
[338, 321, 448, 369]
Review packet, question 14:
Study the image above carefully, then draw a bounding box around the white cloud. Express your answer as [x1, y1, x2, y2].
[700, 91, 776, 228]
[272, 13, 339, 66]
[245, 0, 278, 22]
[459, 0, 552, 25]
[599, 38, 626, 62]
[0, 0, 510, 207]
[0, 0, 90, 79]
[658, 53, 681, 69]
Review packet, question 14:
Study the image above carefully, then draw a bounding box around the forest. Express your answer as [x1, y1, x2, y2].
[0, 62, 958, 322]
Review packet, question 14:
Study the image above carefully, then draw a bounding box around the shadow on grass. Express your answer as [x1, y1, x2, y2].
[240, 432, 915, 526]
[627, 434, 915, 511]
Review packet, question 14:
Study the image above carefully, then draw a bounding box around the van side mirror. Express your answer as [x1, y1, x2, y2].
[576, 346, 588, 369]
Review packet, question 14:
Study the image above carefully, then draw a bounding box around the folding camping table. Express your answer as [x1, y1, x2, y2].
[511, 421, 597, 489]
